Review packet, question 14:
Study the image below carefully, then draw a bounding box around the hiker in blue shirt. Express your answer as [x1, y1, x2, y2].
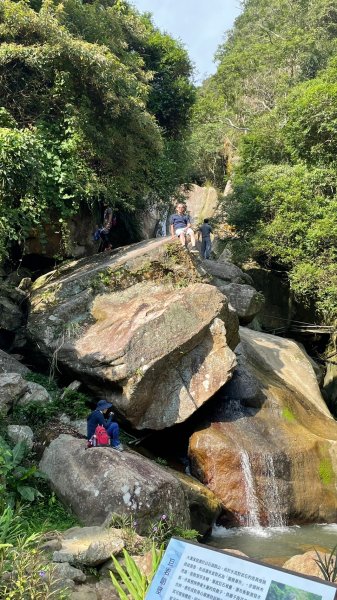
[170, 203, 197, 253]
[87, 399, 123, 451]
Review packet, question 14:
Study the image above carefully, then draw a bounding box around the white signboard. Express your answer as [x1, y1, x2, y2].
[146, 538, 337, 600]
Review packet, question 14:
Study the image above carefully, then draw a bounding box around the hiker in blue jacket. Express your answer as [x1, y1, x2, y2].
[87, 399, 123, 451]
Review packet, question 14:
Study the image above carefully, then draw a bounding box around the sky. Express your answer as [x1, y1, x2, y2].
[130, 0, 242, 83]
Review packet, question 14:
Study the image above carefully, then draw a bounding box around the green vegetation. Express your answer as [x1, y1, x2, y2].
[266, 581, 321, 600]
[318, 457, 334, 486]
[314, 544, 337, 582]
[0, 0, 195, 260]
[281, 407, 296, 423]
[12, 372, 90, 427]
[0, 437, 45, 509]
[190, 0, 337, 320]
[110, 544, 164, 600]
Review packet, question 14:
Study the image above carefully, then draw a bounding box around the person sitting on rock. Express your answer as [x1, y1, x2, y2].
[170, 203, 198, 253]
[87, 399, 123, 451]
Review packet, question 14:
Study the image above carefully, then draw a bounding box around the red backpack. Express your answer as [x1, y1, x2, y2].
[94, 425, 110, 446]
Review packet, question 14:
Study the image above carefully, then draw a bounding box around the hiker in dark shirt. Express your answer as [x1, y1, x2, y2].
[170, 203, 197, 253]
[98, 202, 113, 252]
[87, 399, 123, 451]
[198, 219, 213, 259]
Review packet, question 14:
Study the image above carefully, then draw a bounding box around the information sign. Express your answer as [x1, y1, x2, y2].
[146, 538, 337, 600]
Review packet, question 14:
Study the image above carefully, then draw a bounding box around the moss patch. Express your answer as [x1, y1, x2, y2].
[282, 407, 296, 422]
[319, 457, 334, 486]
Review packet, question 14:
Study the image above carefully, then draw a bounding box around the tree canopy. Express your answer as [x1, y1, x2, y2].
[0, 0, 195, 259]
[190, 0, 337, 320]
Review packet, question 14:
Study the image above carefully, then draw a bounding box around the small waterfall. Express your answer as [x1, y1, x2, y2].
[240, 450, 261, 528]
[263, 455, 284, 528]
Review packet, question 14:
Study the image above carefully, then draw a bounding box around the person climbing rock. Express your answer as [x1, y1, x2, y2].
[198, 218, 213, 259]
[87, 399, 123, 451]
[98, 201, 114, 252]
[170, 203, 198, 253]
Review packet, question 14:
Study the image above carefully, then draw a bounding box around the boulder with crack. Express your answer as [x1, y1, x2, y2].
[28, 238, 239, 430]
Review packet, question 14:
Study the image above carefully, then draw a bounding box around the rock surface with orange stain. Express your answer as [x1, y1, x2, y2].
[28, 238, 239, 429]
[189, 328, 337, 527]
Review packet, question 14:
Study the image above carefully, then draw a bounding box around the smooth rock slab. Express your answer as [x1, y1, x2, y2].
[53, 526, 124, 567]
[40, 435, 191, 532]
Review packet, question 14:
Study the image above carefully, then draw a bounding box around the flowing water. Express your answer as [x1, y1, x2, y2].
[209, 523, 337, 565]
[240, 450, 261, 528]
[262, 454, 284, 528]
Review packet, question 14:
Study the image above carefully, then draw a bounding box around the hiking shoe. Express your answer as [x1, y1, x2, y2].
[190, 248, 199, 254]
[113, 444, 124, 452]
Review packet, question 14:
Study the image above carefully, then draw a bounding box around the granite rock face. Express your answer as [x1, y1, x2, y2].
[189, 328, 337, 527]
[40, 435, 191, 532]
[28, 238, 239, 430]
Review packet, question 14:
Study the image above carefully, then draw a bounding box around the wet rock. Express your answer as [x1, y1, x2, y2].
[28, 238, 238, 430]
[166, 468, 222, 535]
[189, 328, 337, 527]
[40, 435, 191, 532]
[7, 425, 34, 449]
[218, 283, 264, 324]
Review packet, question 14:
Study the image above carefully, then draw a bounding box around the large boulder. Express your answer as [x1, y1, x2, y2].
[202, 259, 253, 286]
[282, 551, 333, 580]
[218, 283, 264, 324]
[28, 238, 239, 430]
[40, 435, 191, 532]
[182, 184, 218, 224]
[189, 328, 337, 527]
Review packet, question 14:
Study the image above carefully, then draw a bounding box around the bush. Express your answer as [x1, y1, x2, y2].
[12, 372, 90, 426]
[0, 437, 45, 510]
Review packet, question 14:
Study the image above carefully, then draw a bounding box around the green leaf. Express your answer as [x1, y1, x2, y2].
[17, 485, 36, 502]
